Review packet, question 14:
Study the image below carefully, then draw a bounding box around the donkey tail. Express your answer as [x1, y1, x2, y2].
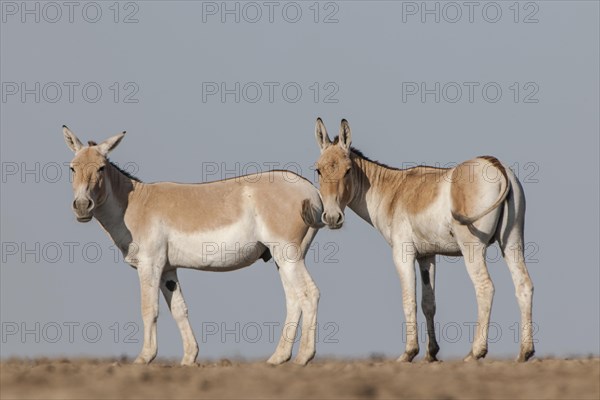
[452, 157, 511, 225]
[301, 198, 325, 229]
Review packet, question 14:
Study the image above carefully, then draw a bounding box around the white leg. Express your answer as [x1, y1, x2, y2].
[267, 266, 301, 365]
[160, 270, 199, 366]
[393, 244, 419, 362]
[294, 264, 320, 365]
[134, 261, 163, 364]
[460, 242, 494, 361]
[277, 260, 320, 366]
[501, 239, 535, 362]
[497, 167, 534, 361]
[418, 256, 440, 362]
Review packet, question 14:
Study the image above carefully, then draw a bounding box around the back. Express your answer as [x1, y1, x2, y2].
[125, 170, 321, 240]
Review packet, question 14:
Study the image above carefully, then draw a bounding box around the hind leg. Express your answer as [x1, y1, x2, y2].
[501, 237, 535, 362]
[294, 263, 320, 365]
[459, 240, 494, 361]
[160, 270, 199, 366]
[266, 228, 320, 365]
[276, 259, 319, 365]
[497, 173, 535, 362]
[267, 266, 302, 365]
[418, 256, 440, 362]
[272, 242, 319, 365]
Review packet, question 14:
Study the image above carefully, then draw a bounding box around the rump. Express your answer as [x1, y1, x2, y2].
[450, 156, 510, 226]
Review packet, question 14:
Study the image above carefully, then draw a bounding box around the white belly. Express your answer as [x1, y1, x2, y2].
[408, 187, 462, 257]
[166, 221, 265, 271]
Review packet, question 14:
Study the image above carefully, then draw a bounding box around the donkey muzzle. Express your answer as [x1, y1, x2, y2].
[322, 211, 344, 230]
[73, 198, 94, 222]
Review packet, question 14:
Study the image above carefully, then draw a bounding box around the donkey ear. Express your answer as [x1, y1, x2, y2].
[97, 131, 126, 156]
[63, 125, 83, 153]
[315, 117, 331, 152]
[338, 119, 352, 151]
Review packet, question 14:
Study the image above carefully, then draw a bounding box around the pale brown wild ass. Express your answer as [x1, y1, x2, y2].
[313, 118, 534, 363]
[63, 126, 324, 366]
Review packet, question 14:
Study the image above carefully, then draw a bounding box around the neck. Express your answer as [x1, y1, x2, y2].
[347, 151, 403, 232]
[92, 163, 141, 252]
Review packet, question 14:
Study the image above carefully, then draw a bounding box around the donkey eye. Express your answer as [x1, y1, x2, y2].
[70, 167, 75, 173]
[344, 168, 351, 176]
[316, 169, 321, 176]
[98, 166, 105, 172]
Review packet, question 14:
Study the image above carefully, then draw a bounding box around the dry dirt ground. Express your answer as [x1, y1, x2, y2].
[1, 357, 598, 399]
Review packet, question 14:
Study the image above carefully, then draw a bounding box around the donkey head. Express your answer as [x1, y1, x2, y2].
[63, 126, 125, 222]
[314, 118, 354, 229]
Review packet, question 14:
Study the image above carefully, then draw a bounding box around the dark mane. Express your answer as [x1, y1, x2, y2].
[332, 136, 448, 172]
[332, 135, 402, 171]
[350, 146, 403, 171]
[109, 160, 142, 182]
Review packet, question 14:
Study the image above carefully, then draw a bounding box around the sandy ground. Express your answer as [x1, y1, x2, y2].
[1, 357, 598, 399]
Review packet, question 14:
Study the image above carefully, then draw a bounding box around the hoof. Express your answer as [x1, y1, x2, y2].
[517, 348, 535, 362]
[464, 348, 487, 362]
[267, 354, 291, 365]
[397, 349, 419, 363]
[292, 352, 315, 366]
[425, 343, 440, 362]
[133, 357, 150, 365]
[181, 351, 198, 367]
[133, 351, 156, 365]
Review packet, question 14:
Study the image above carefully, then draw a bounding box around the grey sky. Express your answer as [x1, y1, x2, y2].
[1, 1, 598, 361]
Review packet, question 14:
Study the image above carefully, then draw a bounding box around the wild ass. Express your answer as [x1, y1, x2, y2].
[63, 126, 323, 366]
[313, 118, 534, 362]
